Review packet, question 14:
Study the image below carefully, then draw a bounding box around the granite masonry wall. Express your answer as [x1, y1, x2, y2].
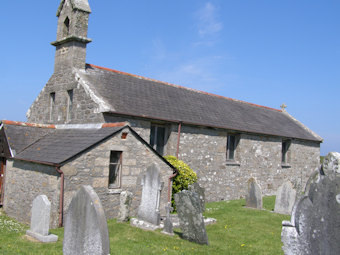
[27, 71, 104, 125]
[103, 114, 321, 202]
[3, 160, 60, 228]
[61, 128, 173, 220]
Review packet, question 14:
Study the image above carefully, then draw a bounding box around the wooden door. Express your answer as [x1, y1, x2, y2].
[0, 158, 5, 205]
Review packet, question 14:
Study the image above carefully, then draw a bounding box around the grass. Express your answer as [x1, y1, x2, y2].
[0, 196, 289, 255]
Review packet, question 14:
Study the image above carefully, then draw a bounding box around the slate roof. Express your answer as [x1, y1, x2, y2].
[15, 126, 124, 165]
[1, 121, 55, 156]
[78, 64, 322, 142]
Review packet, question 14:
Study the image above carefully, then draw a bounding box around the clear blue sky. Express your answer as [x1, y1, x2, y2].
[0, 0, 339, 155]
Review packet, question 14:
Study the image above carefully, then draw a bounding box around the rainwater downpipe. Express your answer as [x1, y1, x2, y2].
[56, 166, 64, 227]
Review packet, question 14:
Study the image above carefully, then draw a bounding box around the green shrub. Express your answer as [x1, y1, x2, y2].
[164, 155, 197, 210]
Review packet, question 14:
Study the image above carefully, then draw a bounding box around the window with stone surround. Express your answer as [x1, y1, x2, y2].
[66, 89, 73, 122]
[49, 92, 55, 122]
[282, 139, 291, 165]
[108, 151, 122, 188]
[150, 124, 167, 155]
[226, 134, 239, 161]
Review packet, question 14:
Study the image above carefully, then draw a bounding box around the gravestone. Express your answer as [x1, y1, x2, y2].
[26, 195, 58, 242]
[188, 182, 206, 212]
[281, 152, 340, 255]
[274, 181, 296, 215]
[175, 190, 209, 245]
[137, 163, 163, 226]
[245, 178, 262, 209]
[117, 191, 133, 222]
[161, 202, 174, 235]
[63, 185, 110, 255]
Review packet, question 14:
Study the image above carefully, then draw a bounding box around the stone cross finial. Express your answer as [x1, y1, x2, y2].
[280, 104, 287, 111]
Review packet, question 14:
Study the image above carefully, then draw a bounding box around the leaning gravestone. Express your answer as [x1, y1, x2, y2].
[175, 190, 209, 245]
[26, 195, 58, 242]
[245, 178, 262, 209]
[137, 163, 163, 226]
[117, 191, 133, 222]
[63, 185, 110, 255]
[274, 181, 296, 215]
[281, 152, 340, 255]
[188, 182, 206, 212]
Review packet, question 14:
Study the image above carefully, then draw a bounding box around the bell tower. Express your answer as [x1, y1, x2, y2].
[51, 0, 92, 73]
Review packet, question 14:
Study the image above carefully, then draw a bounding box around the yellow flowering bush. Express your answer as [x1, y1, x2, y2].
[164, 155, 197, 210]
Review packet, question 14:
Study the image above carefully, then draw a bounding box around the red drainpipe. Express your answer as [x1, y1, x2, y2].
[56, 166, 64, 227]
[176, 122, 182, 159]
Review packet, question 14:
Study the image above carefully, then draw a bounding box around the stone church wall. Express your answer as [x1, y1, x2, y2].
[103, 113, 321, 202]
[61, 128, 173, 220]
[3, 160, 60, 228]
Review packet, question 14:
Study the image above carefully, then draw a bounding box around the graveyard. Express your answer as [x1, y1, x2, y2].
[0, 196, 289, 254]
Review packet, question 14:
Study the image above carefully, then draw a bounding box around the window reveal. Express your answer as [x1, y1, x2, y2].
[227, 134, 238, 161]
[282, 140, 291, 164]
[108, 151, 122, 188]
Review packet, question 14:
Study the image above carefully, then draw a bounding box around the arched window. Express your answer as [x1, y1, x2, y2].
[63, 17, 70, 37]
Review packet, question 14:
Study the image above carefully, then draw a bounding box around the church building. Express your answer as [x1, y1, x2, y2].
[0, 0, 322, 227]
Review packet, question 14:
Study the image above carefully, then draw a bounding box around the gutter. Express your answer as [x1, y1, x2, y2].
[55, 166, 64, 227]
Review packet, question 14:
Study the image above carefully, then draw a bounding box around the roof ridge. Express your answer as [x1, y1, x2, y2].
[1, 120, 56, 129]
[86, 63, 282, 112]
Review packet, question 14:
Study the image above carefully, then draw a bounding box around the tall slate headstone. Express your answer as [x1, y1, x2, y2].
[63, 185, 110, 255]
[281, 152, 340, 255]
[175, 190, 209, 245]
[246, 178, 262, 209]
[274, 181, 296, 215]
[137, 163, 163, 226]
[26, 195, 58, 242]
[188, 182, 206, 212]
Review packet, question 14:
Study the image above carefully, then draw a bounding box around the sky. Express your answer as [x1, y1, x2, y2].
[0, 0, 339, 156]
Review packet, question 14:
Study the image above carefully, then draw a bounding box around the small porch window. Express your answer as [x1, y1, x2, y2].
[150, 124, 166, 155]
[227, 134, 238, 161]
[108, 151, 122, 188]
[282, 140, 291, 164]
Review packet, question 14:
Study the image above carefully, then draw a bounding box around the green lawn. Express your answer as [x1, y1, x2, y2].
[0, 196, 289, 255]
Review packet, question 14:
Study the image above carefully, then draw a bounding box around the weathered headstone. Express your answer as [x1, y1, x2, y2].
[245, 178, 262, 209]
[188, 182, 206, 212]
[63, 185, 110, 255]
[175, 190, 209, 245]
[26, 195, 58, 242]
[281, 152, 340, 255]
[274, 181, 296, 215]
[161, 202, 174, 235]
[137, 163, 163, 226]
[117, 191, 133, 222]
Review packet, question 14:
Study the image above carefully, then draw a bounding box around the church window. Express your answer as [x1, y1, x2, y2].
[66, 89, 73, 122]
[282, 140, 291, 164]
[150, 124, 166, 155]
[226, 134, 238, 161]
[63, 17, 70, 37]
[108, 151, 122, 188]
[49, 92, 55, 122]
